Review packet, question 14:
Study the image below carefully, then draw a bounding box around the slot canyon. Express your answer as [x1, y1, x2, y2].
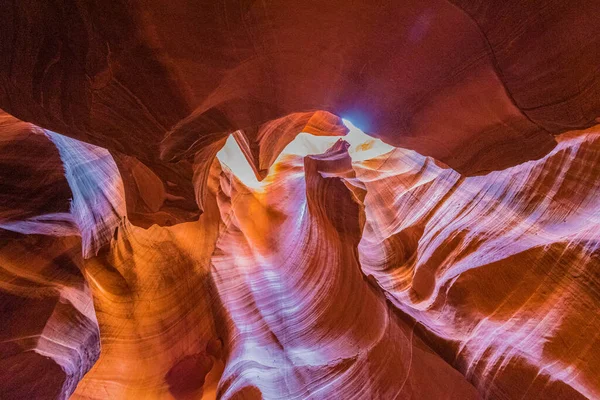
[0, 1, 599, 399]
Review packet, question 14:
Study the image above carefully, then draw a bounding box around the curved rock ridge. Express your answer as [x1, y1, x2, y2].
[2, 102, 600, 399]
[353, 126, 600, 399]
[0, 111, 125, 257]
[211, 135, 479, 399]
[0, 232, 100, 400]
[0, 111, 117, 399]
[2, 1, 598, 180]
[0, 111, 227, 400]
[189, 111, 347, 218]
[72, 217, 225, 400]
[1, 2, 600, 394]
[0, 112, 76, 236]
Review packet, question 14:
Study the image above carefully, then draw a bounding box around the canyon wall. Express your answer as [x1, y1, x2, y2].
[1, 1, 599, 399]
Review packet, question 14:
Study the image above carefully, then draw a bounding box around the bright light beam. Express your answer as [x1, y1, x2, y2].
[342, 118, 394, 161]
[217, 118, 395, 188]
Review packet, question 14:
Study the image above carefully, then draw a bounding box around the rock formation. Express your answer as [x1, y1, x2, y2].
[0, 1, 599, 399]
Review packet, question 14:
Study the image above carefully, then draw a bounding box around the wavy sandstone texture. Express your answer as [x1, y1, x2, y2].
[1, 1, 600, 399]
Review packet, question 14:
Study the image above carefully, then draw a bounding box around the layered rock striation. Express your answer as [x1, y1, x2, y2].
[1, 1, 600, 399]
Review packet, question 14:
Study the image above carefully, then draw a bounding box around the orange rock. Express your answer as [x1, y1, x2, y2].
[1, 2, 600, 398]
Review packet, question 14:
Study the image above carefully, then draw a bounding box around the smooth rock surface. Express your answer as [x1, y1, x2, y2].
[1, 1, 599, 399]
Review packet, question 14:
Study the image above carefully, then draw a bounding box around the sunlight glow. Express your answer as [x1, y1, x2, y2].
[216, 119, 394, 188]
[216, 134, 262, 189]
[342, 119, 394, 162]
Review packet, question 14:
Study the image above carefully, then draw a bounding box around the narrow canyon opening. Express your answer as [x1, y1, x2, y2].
[1, 2, 599, 399]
